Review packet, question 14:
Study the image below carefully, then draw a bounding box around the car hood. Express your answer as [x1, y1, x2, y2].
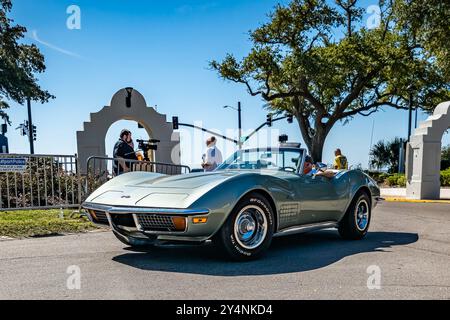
[85, 170, 279, 209]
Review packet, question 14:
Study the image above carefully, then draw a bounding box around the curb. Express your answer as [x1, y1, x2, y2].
[383, 197, 450, 204]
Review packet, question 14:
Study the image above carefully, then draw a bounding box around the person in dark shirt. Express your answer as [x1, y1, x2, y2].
[113, 129, 138, 175]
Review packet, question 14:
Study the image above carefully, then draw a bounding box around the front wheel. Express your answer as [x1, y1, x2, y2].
[338, 192, 371, 240]
[213, 192, 275, 261]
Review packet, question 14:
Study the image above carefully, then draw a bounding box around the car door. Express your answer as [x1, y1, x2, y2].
[293, 173, 345, 224]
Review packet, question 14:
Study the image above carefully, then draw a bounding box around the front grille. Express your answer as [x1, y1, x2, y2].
[93, 210, 109, 225]
[137, 214, 182, 232]
[110, 214, 135, 228]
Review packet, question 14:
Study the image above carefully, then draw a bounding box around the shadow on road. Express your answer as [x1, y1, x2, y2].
[112, 230, 418, 276]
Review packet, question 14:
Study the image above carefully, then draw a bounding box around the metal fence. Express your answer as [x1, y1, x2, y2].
[0, 154, 82, 211]
[85, 156, 191, 196]
[0, 154, 190, 211]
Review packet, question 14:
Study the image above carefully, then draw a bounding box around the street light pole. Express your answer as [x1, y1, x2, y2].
[237, 102, 242, 150]
[27, 97, 34, 154]
[414, 107, 418, 129]
[224, 102, 243, 150]
[407, 88, 413, 142]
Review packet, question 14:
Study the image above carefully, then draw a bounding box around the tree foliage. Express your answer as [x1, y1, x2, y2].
[211, 0, 450, 161]
[0, 0, 53, 123]
[394, 0, 450, 80]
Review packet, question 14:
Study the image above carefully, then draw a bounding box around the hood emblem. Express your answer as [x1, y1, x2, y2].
[121, 195, 131, 199]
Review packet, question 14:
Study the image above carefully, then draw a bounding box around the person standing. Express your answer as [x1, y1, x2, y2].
[333, 148, 348, 170]
[113, 129, 138, 175]
[202, 136, 223, 172]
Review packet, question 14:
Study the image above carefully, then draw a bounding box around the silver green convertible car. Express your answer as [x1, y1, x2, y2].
[82, 145, 381, 260]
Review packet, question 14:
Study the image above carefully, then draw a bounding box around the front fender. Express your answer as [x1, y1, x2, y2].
[189, 173, 292, 237]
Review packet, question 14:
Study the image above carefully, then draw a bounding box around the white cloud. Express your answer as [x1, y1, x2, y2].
[29, 30, 82, 59]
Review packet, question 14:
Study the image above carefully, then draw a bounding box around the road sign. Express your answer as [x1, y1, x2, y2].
[0, 158, 27, 172]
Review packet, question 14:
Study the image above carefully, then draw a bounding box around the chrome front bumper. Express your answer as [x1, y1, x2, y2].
[82, 202, 218, 243]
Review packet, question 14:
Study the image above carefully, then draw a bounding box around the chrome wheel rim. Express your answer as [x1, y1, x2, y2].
[234, 205, 268, 250]
[355, 199, 369, 232]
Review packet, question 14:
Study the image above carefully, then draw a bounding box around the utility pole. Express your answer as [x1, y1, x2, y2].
[27, 97, 34, 154]
[224, 102, 243, 149]
[237, 102, 242, 150]
[407, 85, 414, 141]
[415, 107, 418, 129]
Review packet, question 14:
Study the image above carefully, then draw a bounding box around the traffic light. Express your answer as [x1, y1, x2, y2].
[32, 125, 37, 141]
[266, 114, 272, 127]
[172, 116, 179, 130]
[287, 113, 293, 124]
[279, 134, 288, 143]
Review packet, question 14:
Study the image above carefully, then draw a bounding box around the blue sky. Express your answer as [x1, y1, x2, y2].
[6, 0, 449, 169]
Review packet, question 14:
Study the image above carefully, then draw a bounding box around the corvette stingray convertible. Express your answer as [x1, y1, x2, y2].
[82, 144, 381, 260]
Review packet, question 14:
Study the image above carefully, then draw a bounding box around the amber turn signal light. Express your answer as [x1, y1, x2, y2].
[192, 217, 208, 224]
[172, 217, 187, 231]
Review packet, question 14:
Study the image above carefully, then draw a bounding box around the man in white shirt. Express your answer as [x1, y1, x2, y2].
[202, 136, 223, 172]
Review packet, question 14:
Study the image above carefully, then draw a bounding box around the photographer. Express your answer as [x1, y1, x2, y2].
[113, 129, 138, 175]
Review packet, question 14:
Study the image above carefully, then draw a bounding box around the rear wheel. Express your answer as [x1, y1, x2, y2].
[213, 192, 274, 261]
[338, 192, 371, 240]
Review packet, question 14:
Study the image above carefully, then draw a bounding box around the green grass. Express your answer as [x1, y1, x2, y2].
[0, 209, 98, 238]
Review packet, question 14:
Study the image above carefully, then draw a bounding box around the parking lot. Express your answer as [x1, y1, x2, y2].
[0, 201, 449, 300]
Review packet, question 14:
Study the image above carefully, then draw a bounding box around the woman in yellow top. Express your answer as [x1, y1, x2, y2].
[333, 148, 348, 170]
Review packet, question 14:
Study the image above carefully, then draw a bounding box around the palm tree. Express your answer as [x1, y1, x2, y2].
[370, 137, 403, 173]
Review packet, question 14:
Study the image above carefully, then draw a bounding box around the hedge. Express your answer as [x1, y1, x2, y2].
[441, 169, 450, 186]
[368, 170, 450, 187]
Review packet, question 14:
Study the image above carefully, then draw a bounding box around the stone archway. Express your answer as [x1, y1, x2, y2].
[77, 88, 180, 173]
[406, 101, 450, 199]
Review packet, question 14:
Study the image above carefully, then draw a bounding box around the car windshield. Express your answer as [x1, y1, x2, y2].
[216, 148, 304, 172]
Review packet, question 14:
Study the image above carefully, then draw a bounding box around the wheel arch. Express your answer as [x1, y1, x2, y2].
[354, 186, 372, 207]
[339, 185, 372, 222]
[240, 189, 278, 232]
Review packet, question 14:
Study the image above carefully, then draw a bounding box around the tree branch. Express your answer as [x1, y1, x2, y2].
[341, 101, 409, 118]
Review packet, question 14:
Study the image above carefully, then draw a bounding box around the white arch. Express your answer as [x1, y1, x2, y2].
[406, 101, 450, 199]
[76, 88, 180, 173]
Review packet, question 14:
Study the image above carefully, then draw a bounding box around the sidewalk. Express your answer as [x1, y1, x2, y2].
[381, 188, 450, 203]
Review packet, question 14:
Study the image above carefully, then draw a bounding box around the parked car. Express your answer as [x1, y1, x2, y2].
[82, 145, 381, 260]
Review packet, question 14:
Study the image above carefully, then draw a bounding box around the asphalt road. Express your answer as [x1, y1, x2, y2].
[1, 202, 449, 300]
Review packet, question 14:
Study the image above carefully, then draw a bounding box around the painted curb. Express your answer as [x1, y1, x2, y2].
[384, 197, 450, 204]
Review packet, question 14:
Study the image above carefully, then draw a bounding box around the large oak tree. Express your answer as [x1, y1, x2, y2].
[211, 0, 450, 162]
[0, 0, 53, 123]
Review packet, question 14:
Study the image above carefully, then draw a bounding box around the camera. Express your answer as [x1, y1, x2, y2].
[137, 139, 160, 161]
